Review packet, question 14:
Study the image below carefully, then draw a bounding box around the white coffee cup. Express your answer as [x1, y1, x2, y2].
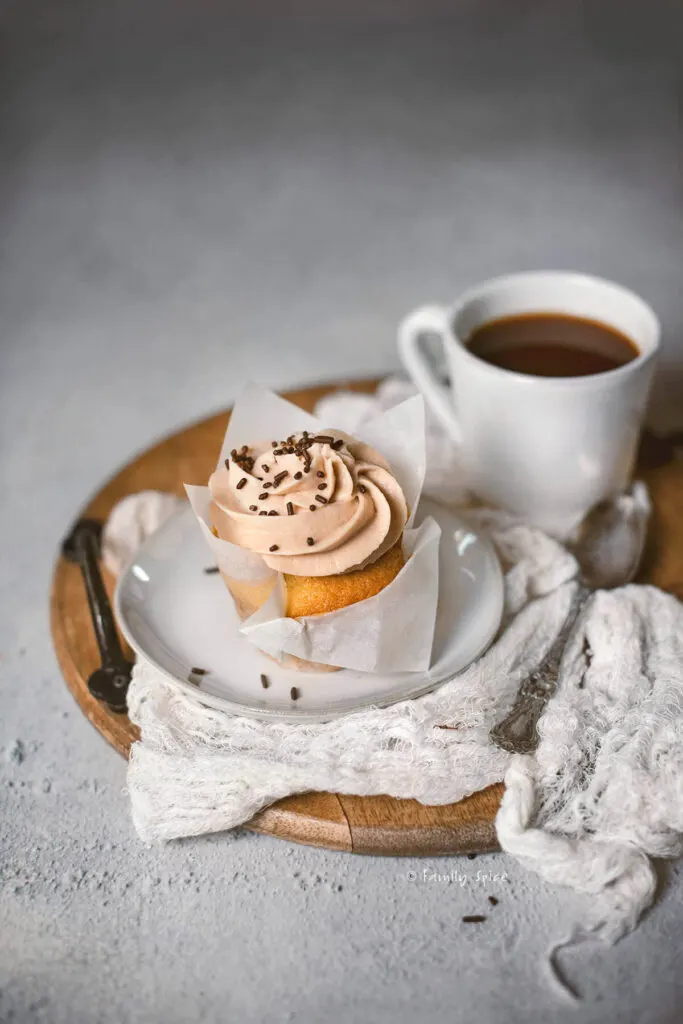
[398, 271, 660, 534]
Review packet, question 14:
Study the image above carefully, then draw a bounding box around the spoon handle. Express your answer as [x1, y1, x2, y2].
[489, 583, 590, 755]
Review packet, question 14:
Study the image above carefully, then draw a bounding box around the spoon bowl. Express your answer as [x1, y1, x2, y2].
[571, 485, 649, 590]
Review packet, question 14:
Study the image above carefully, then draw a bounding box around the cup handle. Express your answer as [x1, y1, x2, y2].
[398, 305, 463, 445]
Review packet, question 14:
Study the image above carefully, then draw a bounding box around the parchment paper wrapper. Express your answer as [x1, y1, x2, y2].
[185, 384, 440, 673]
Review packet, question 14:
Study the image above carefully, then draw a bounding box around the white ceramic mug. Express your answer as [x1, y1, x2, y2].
[398, 271, 660, 534]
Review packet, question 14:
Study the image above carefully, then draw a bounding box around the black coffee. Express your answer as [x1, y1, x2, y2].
[468, 313, 640, 378]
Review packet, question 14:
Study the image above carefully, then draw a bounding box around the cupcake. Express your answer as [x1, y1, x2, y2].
[208, 430, 409, 662]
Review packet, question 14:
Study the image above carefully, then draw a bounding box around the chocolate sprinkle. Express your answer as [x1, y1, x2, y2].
[263, 482, 273, 489]
[462, 915, 486, 924]
[306, 537, 315, 546]
[290, 686, 299, 701]
[259, 511, 268, 516]
[294, 471, 303, 480]
[312, 435, 333, 444]
[309, 504, 317, 512]
[233, 452, 255, 472]
[203, 566, 220, 574]
[318, 483, 327, 490]
[236, 478, 247, 490]
[331, 439, 344, 450]
[269, 544, 279, 552]
[249, 505, 257, 512]
[261, 464, 270, 473]
[271, 441, 278, 448]
[358, 484, 367, 494]
[231, 449, 237, 458]
[190, 666, 207, 676]
[268, 510, 278, 516]
[224, 459, 230, 470]
[259, 492, 269, 500]
[273, 470, 288, 486]
[488, 896, 499, 906]
[287, 502, 294, 516]
[260, 673, 269, 688]
[316, 471, 324, 478]
[315, 494, 328, 504]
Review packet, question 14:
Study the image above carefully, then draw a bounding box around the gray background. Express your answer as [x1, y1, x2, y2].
[1, 1, 682, 1022]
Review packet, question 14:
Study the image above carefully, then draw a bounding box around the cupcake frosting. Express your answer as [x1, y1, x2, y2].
[208, 431, 408, 577]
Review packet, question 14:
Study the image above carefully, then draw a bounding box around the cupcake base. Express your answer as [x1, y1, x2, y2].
[223, 541, 405, 672]
[283, 542, 404, 618]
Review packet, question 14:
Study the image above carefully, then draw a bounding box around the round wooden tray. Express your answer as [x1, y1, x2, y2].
[50, 380, 683, 855]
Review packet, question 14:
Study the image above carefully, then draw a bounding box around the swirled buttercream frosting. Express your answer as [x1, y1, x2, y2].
[208, 431, 408, 577]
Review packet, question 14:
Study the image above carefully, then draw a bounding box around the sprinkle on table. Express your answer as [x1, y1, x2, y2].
[462, 915, 486, 924]
[290, 686, 299, 701]
[203, 566, 220, 574]
[260, 673, 269, 689]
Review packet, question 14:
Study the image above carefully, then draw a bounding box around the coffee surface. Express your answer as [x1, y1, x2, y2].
[467, 313, 640, 377]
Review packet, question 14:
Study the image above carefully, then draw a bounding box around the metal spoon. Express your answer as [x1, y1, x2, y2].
[489, 489, 649, 755]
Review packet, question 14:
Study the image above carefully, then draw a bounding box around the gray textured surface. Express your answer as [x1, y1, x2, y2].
[1, 2, 682, 1022]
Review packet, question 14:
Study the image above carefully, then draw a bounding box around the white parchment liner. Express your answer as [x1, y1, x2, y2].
[185, 384, 440, 672]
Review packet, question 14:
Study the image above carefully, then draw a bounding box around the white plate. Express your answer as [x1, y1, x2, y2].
[114, 498, 503, 723]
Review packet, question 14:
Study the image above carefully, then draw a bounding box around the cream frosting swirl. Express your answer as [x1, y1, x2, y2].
[208, 431, 408, 577]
